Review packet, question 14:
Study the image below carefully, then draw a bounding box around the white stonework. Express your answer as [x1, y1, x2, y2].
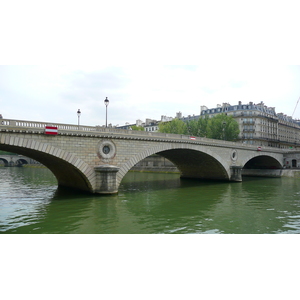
[0, 118, 294, 194]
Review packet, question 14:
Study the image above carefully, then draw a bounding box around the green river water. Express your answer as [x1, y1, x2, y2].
[1, 167, 300, 234]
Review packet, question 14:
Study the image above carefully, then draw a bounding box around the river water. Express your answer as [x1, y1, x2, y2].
[1, 167, 300, 234]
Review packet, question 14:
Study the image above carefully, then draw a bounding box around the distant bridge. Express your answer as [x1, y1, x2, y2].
[0, 118, 290, 194]
[0, 154, 34, 167]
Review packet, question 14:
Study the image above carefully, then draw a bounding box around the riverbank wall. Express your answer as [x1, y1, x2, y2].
[281, 169, 300, 178]
[131, 155, 179, 173]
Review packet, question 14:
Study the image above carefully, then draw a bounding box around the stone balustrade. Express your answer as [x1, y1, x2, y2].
[0, 118, 285, 153]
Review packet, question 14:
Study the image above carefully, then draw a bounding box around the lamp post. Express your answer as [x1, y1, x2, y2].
[77, 109, 81, 130]
[104, 97, 109, 127]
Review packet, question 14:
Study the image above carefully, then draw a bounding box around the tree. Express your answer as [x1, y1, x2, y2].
[198, 115, 210, 137]
[186, 119, 199, 136]
[206, 114, 239, 141]
[158, 118, 187, 134]
[130, 125, 145, 131]
[158, 114, 239, 141]
[186, 115, 209, 137]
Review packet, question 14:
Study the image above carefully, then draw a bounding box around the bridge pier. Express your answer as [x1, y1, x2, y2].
[94, 165, 120, 194]
[230, 166, 243, 182]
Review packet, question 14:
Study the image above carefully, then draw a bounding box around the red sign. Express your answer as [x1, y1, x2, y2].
[257, 146, 262, 151]
[45, 126, 58, 135]
[190, 136, 196, 140]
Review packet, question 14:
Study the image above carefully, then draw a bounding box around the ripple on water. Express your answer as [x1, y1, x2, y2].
[0, 168, 57, 232]
[2, 169, 300, 234]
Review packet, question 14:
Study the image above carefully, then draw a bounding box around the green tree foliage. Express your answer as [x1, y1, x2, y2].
[159, 114, 239, 141]
[186, 115, 209, 137]
[186, 119, 199, 136]
[130, 125, 145, 131]
[207, 114, 240, 141]
[158, 118, 187, 134]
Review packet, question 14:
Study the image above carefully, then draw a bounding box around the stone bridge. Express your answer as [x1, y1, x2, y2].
[0, 154, 34, 167]
[0, 118, 288, 194]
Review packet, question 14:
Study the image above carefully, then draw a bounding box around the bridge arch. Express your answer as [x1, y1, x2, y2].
[0, 138, 96, 193]
[116, 143, 231, 186]
[243, 154, 283, 169]
[15, 158, 29, 166]
[0, 157, 9, 167]
[241, 153, 283, 178]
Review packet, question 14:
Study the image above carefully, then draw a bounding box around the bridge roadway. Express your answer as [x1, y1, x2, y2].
[0, 118, 287, 194]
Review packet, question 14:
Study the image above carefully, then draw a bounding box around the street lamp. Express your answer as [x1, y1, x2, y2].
[104, 97, 109, 127]
[77, 109, 81, 130]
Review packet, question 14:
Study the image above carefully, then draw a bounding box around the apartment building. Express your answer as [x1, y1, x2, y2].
[200, 101, 300, 149]
[117, 101, 300, 149]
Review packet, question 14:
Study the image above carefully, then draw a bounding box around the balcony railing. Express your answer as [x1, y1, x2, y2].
[243, 120, 255, 125]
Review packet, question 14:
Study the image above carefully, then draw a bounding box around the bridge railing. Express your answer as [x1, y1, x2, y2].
[1, 118, 238, 143]
[1, 119, 97, 132]
[1, 118, 203, 136]
[0, 118, 288, 153]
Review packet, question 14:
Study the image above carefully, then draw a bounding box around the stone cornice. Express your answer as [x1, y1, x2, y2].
[0, 127, 287, 154]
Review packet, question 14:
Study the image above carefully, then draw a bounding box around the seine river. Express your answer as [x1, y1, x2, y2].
[1, 167, 300, 234]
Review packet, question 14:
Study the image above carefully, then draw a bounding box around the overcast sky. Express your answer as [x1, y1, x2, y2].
[1, 1, 300, 127]
[1, 65, 300, 126]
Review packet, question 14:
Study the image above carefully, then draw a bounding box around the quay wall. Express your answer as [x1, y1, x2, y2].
[281, 169, 300, 178]
[131, 155, 179, 173]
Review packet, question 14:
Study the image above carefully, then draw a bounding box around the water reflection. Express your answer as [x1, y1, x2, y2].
[0, 168, 56, 232]
[118, 175, 232, 234]
[1, 168, 300, 234]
